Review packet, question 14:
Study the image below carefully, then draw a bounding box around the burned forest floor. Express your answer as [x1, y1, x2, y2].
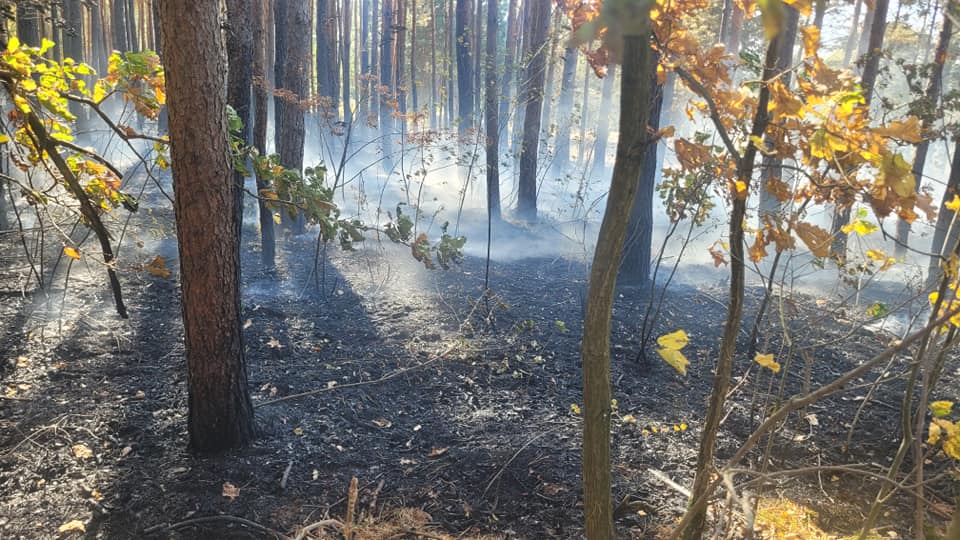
[1, 205, 958, 539]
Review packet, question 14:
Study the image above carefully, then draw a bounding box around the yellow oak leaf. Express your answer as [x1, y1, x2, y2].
[873, 116, 923, 144]
[657, 348, 689, 376]
[63, 247, 80, 260]
[931, 401, 954, 418]
[657, 330, 689, 350]
[58, 520, 86, 534]
[754, 353, 781, 373]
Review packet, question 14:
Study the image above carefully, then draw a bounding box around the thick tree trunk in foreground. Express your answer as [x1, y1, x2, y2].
[158, 0, 255, 453]
[582, 17, 655, 540]
[516, 0, 549, 222]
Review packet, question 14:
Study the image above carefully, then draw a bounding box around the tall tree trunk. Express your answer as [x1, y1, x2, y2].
[158, 0, 255, 453]
[379, 0, 395, 156]
[541, 7, 561, 143]
[591, 67, 616, 177]
[619, 79, 663, 286]
[279, 0, 310, 234]
[553, 44, 578, 170]
[343, 0, 353, 124]
[455, 0, 475, 134]
[682, 27, 783, 540]
[91, 2, 108, 73]
[831, 0, 889, 257]
[226, 0, 254, 258]
[814, 0, 827, 29]
[758, 6, 800, 220]
[928, 136, 960, 285]
[396, 0, 407, 114]
[516, 0, 549, 222]
[895, 13, 952, 257]
[582, 15, 655, 540]
[64, 0, 85, 120]
[843, 0, 863, 67]
[409, 0, 418, 115]
[499, 0, 519, 142]
[510, 0, 529, 157]
[112, 0, 129, 52]
[16, 3, 41, 47]
[317, 0, 337, 105]
[360, 0, 370, 122]
[430, 0, 439, 128]
[447, 0, 456, 128]
[473, 0, 482, 123]
[579, 59, 592, 165]
[485, 0, 500, 221]
[426, 0, 438, 126]
[369, 0, 379, 126]
[273, 0, 287, 150]
[126, 0, 139, 51]
[252, 0, 276, 268]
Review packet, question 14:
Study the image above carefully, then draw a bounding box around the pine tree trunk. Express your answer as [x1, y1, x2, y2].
[273, 0, 287, 150]
[126, 0, 139, 51]
[579, 59, 592, 165]
[619, 78, 663, 286]
[16, 3, 41, 46]
[112, 0, 128, 52]
[343, 0, 353, 125]
[396, 0, 407, 114]
[226, 0, 254, 258]
[831, 0, 888, 258]
[409, 0, 418, 115]
[758, 6, 800, 221]
[499, 0, 519, 142]
[929, 136, 960, 285]
[591, 67, 616, 177]
[279, 0, 310, 235]
[516, 0, 549, 222]
[484, 0, 500, 221]
[430, 0, 439, 128]
[895, 13, 952, 257]
[158, 0, 255, 453]
[64, 0, 85, 120]
[379, 0, 395, 157]
[252, 0, 276, 269]
[455, 0, 474, 134]
[447, 0, 455, 128]
[553, 44, 578, 170]
[582, 16, 655, 540]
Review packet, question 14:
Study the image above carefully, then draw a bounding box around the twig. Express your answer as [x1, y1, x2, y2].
[291, 519, 343, 540]
[481, 427, 558, 500]
[648, 468, 691, 498]
[143, 515, 287, 539]
[280, 460, 293, 490]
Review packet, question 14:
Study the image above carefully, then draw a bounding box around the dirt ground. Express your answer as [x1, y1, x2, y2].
[0, 207, 957, 539]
